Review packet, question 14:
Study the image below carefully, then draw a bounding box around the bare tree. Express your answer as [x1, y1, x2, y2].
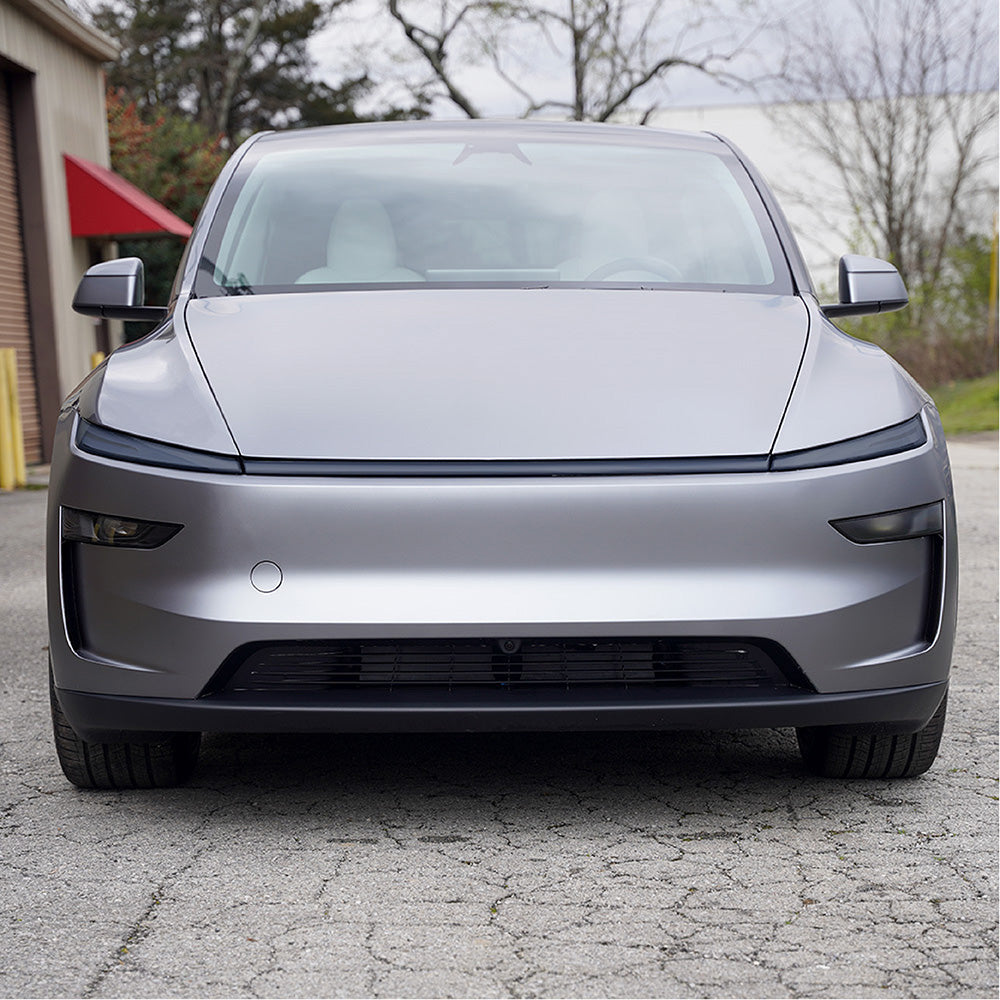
[386, 0, 759, 122]
[768, 0, 998, 320]
[387, 0, 484, 116]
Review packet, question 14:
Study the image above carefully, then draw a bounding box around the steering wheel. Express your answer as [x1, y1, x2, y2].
[584, 257, 682, 281]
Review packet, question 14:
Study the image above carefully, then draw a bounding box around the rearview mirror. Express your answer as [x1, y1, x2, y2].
[821, 255, 908, 319]
[72, 257, 167, 322]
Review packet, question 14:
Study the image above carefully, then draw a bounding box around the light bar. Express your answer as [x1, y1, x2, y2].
[771, 415, 926, 471]
[76, 418, 242, 474]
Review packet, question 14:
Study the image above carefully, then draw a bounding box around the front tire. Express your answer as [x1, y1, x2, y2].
[797, 691, 947, 778]
[50, 667, 200, 789]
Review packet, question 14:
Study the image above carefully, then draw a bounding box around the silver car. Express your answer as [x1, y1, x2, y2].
[49, 121, 956, 788]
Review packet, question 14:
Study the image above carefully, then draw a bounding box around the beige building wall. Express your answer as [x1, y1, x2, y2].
[0, 0, 116, 411]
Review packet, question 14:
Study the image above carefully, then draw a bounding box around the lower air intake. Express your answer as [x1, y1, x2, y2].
[206, 638, 811, 696]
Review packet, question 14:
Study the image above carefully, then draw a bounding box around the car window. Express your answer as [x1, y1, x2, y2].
[197, 136, 789, 296]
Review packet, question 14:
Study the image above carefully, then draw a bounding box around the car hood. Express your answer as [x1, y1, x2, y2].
[185, 289, 809, 460]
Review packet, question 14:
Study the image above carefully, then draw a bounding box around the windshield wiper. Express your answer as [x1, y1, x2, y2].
[222, 272, 255, 295]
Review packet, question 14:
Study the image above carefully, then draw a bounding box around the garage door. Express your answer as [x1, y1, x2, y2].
[0, 72, 43, 464]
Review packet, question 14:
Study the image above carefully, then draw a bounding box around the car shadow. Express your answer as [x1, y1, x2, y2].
[188, 727, 806, 806]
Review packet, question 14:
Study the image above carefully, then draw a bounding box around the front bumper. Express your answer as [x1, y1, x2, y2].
[58, 682, 949, 743]
[47, 407, 957, 735]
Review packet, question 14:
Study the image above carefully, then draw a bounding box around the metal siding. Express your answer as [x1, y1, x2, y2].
[0, 71, 42, 464]
[1, 0, 115, 404]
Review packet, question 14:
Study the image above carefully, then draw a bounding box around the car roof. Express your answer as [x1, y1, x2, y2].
[249, 118, 731, 154]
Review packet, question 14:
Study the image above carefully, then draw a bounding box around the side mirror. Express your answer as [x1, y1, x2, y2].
[72, 258, 167, 322]
[821, 255, 908, 318]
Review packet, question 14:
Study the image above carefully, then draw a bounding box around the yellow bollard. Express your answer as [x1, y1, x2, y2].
[90, 351, 106, 370]
[0, 351, 14, 491]
[2, 350, 27, 488]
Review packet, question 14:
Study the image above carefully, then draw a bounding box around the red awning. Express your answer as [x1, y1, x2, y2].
[64, 154, 193, 240]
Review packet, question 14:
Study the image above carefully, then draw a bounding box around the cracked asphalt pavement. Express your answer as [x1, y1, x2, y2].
[1, 437, 996, 999]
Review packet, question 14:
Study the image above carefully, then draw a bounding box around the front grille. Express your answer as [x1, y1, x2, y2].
[205, 638, 811, 696]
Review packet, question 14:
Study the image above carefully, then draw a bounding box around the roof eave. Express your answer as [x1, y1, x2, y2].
[7, 0, 119, 62]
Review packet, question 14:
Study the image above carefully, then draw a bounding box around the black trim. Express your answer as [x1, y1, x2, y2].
[208, 280, 788, 296]
[242, 455, 770, 477]
[821, 299, 908, 319]
[769, 415, 926, 472]
[56, 680, 950, 742]
[75, 415, 927, 479]
[73, 304, 168, 322]
[922, 535, 945, 645]
[76, 418, 242, 474]
[59, 543, 84, 654]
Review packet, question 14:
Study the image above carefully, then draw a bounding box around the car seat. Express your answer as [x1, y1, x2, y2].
[296, 198, 422, 283]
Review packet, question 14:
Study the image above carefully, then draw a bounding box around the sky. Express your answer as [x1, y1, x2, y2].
[308, 0, 798, 118]
[68, 0, 998, 122]
[308, 0, 999, 119]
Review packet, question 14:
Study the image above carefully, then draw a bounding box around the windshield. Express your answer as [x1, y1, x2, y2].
[196, 132, 790, 296]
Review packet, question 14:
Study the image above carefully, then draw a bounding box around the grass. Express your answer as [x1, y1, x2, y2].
[930, 373, 999, 436]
